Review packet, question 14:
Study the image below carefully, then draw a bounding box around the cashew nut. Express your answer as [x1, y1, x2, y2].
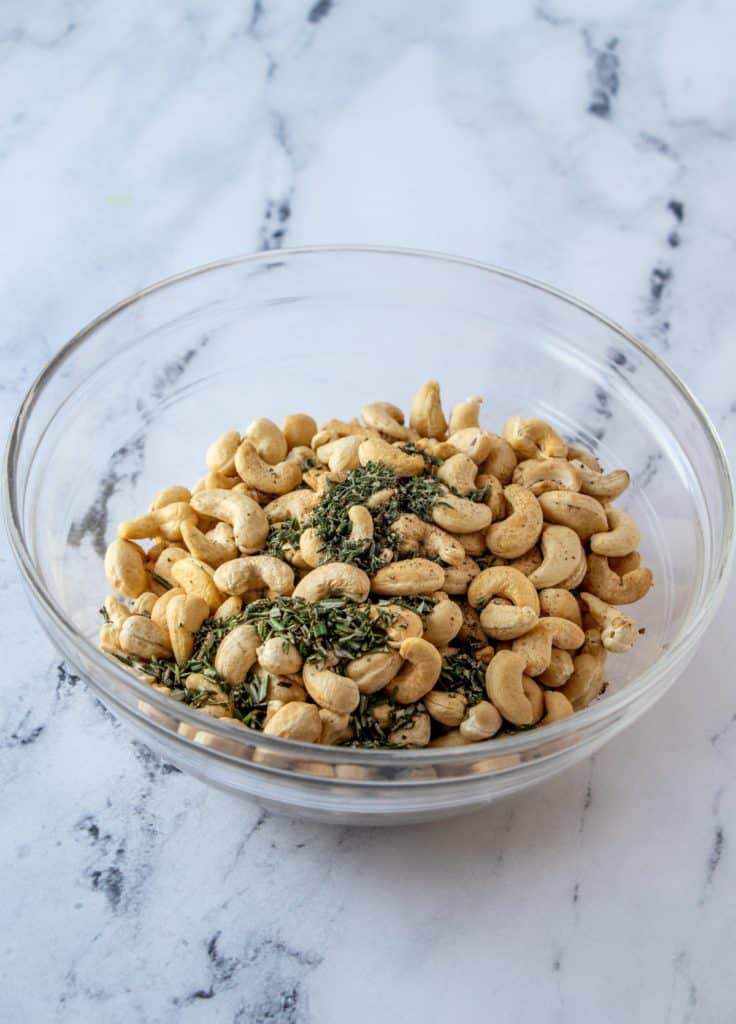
[213, 595, 243, 619]
[246, 418, 288, 465]
[370, 558, 446, 596]
[485, 650, 535, 726]
[166, 593, 210, 665]
[507, 546, 542, 577]
[511, 616, 585, 675]
[302, 662, 360, 714]
[583, 553, 653, 605]
[206, 431, 240, 475]
[263, 489, 317, 524]
[283, 414, 317, 450]
[388, 709, 432, 748]
[456, 530, 488, 556]
[390, 513, 466, 566]
[131, 592, 157, 617]
[294, 562, 371, 603]
[120, 614, 173, 660]
[234, 439, 302, 495]
[528, 525, 584, 589]
[348, 505, 374, 543]
[391, 637, 442, 703]
[190, 488, 269, 554]
[540, 691, 574, 725]
[118, 501, 197, 543]
[104, 539, 148, 599]
[358, 436, 424, 477]
[171, 557, 223, 611]
[345, 650, 403, 694]
[438, 453, 478, 495]
[298, 527, 325, 569]
[318, 708, 354, 746]
[263, 701, 322, 742]
[149, 485, 192, 511]
[486, 484, 543, 558]
[561, 635, 607, 709]
[523, 675, 545, 722]
[104, 595, 130, 625]
[431, 489, 492, 534]
[410, 380, 447, 438]
[150, 587, 185, 629]
[424, 689, 468, 727]
[468, 566, 540, 640]
[373, 604, 424, 647]
[537, 490, 608, 540]
[449, 396, 482, 433]
[590, 507, 640, 557]
[571, 460, 630, 501]
[538, 588, 582, 626]
[361, 401, 414, 441]
[442, 556, 481, 596]
[539, 648, 574, 688]
[151, 546, 189, 587]
[512, 458, 582, 492]
[477, 473, 506, 520]
[213, 623, 260, 684]
[460, 700, 502, 741]
[579, 592, 639, 652]
[421, 599, 463, 646]
[317, 434, 365, 473]
[214, 556, 295, 599]
[180, 519, 237, 567]
[257, 636, 304, 675]
[446, 428, 493, 464]
[479, 434, 518, 484]
[503, 416, 567, 459]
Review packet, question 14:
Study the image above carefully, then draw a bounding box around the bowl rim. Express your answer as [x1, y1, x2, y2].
[4, 244, 735, 769]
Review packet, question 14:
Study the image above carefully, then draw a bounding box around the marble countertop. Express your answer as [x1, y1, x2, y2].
[2, 1, 736, 1020]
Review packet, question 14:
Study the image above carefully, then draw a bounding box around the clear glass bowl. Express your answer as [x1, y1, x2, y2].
[4, 247, 734, 825]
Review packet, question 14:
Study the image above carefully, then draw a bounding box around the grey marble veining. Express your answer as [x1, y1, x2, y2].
[2, 1, 736, 1021]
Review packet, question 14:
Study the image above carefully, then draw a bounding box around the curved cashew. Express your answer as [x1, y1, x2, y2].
[438, 453, 478, 495]
[99, 622, 125, 657]
[283, 413, 317, 450]
[358, 436, 424, 477]
[610, 551, 641, 575]
[485, 650, 535, 726]
[192, 470, 241, 495]
[410, 380, 447, 438]
[590, 507, 640, 557]
[431, 489, 492, 534]
[528, 525, 584, 589]
[508, 546, 542, 577]
[537, 490, 608, 541]
[580, 592, 639, 652]
[345, 650, 403, 694]
[457, 530, 487, 556]
[390, 513, 465, 566]
[302, 662, 360, 714]
[561, 633, 607, 708]
[180, 520, 237, 567]
[263, 489, 317, 524]
[213, 595, 243, 619]
[477, 473, 506, 520]
[513, 458, 582, 493]
[503, 416, 567, 459]
[538, 588, 582, 626]
[234, 440, 302, 495]
[468, 566, 539, 640]
[150, 587, 185, 629]
[104, 539, 148, 599]
[583, 553, 653, 605]
[443, 556, 481, 596]
[298, 527, 325, 569]
[540, 691, 574, 725]
[104, 595, 129, 625]
[316, 434, 365, 473]
[421, 599, 464, 646]
[214, 556, 295, 599]
[348, 505, 374, 543]
[149, 485, 192, 511]
[486, 485, 543, 558]
[391, 637, 442, 703]
[206, 431, 240, 475]
[373, 604, 424, 647]
[449, 396, 482, 434]
[479, 434, 518, 484]
[511, 616, 585, 675]
[446, 428, 493, 465]
[460, 700, 502, 741]
[523, 675, 545, 723]
[361, 401, 414, 441]
[190, 489, 269, 553]
[294, 562, 371, 603]
[370, 558, 445, 596]
[571, 460, 630, 500]
[120, 614, 172, 660]
[212, 623, 261, 685]
[166, 593, 210, 666]
[170, 557, 223, 612]
[118, 501, 197, 543]
[566, 444, 601, 472]
[317, 708, 353, 746]
[263, 701, 322, 742]
[257, 636, 304, 675]
[414, 437, 458, 460]
[131, 592, 157, 617]
[424, 689, 468, 727]
[556, 547, 588, 590]
[539, 649, 574, 688]
[388, 709, 432, 748]
[246, 417, 288, 465]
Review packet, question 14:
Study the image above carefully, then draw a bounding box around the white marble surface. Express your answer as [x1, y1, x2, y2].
[2, 1, 736, 1020]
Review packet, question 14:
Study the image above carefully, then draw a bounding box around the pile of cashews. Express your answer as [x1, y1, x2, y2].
[100, 380, 652, 749]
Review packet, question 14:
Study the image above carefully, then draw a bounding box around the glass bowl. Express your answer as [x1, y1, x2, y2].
[4, 247, 733, 825]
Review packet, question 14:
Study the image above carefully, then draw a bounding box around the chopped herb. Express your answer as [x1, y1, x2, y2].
[465, 485, 490, 504]
[99, 605, 111, 624]
[400, 441, 441, 467]
[376, 594, 437, 616]
[266, 517, 303, 559]
[232, 674, 270, 728]
[435, 651, 487, 705]
[349, 695, 424, 748]
[151, 572, 173, 591]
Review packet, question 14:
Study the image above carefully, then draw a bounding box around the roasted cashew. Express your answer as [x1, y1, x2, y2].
[571, 460, 630, 501]
[361, 401, 414, 441]
[372, 604, 424, 647]
[257, 636, 304, 675]
[149, 485, 192, 511]
[206, 431, 240, 475]
[477, 473, 506, 520]
[523, 676, 545, 722]
[485, 650, 535, 726]
[263, 701, 322, 742]
[99, 622, 124, 657]
[414, 437, 458, 459]
[539, 648, 574, 688]
[345, 650, 403, 694]
[103, 595, 130, 624]
[246, 417, 288, 465]
[431, 489, 492, 534]
[391, 637, 442, 703]
[446, 428, 493, 465]
[118, 501, 197, 543]
[171, 557, 224, 611]
[456, 603, 487, 644]
[213, 622, 261, 685]
[538, 588, 582, 626]
[479, 434, 518, 484]
[294, 562, 371, 603]
[511, 616, 585, 675]
[131, 592, 157, 617]
[503, 416, 567, 460]
[424, 690, 468, 727]
[214, 555, 295, 599]
[561, 631, 607, 708]
[410, 380, 447, 438]
[317, 434, 365, 473]
[166, 593, 209, 666]
[318, 708, 354, 746]
[486, 484, 543, 558]
[104, 538, 148, 599]
[448, 396, 482, 434]
[610, 551, 641, 575]
[513, 458, 582, 493]
[468, 566, 540, 640]
[583, 553, 653, 605]
[566, 444, 601, 472]
[421, 599, 464, 646]
[120, 614, 173, 660]
[190, 488, 269, 553]
[298, 527, 325, 569]
[283, 414, 317, 450]
[370, 558, 445, 596]
[507, 546, 542, 577]
[540, 691, 574, 725]
[235, 440, 302, 495]
[528, 525, 584, 589]
[302, 662, 360, 714]
[388, 709, 432, 748]
[443, 556, 481, 595]
[213, 595, 243, 619]
[537, 490, 608, 541]
[263, 489, 317, 524]
[192, 470, 240, 495]
[180, 520, 237, 567]
[390, 513, 465, 566]
[590, 507, 640, 558]
[580, 592, 639, 652]
[348, 505, 374, 544]
[150, 587, 185, 629]
[556, 546, 588, 590]
[358, 436, 425, 477]
[460, 700, 502, 741]
[438, 453, 478, 496]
